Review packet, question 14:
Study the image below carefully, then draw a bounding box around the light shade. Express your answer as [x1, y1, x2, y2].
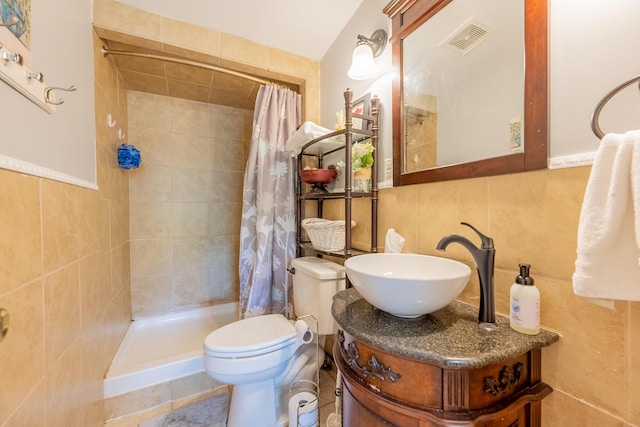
[347, 44, 377, 80]
[346, 29, 387, 81]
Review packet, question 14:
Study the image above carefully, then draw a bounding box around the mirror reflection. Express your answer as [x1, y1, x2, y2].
[402, 0, 525, 173]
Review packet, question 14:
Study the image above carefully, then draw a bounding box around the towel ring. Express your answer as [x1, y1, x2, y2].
[591, 75, 640, 139]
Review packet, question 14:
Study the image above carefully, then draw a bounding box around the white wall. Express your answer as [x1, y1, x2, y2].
[0, 0, 96, 186]
[321, 0, 640, 176]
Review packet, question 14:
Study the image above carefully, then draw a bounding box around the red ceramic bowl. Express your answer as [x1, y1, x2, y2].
[300, 168, 337, 184]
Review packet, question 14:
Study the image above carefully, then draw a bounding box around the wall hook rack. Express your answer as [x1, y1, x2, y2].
[44, 85, 77, 106]
[0, 41, 77, 113]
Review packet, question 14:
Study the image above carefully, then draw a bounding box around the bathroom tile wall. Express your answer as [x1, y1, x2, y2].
[127, 91, 250, 318]
[326, 164, 639, 425]
[0, 31, 132, 427]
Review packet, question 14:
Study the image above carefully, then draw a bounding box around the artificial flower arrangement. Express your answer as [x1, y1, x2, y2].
[337, 140, 375, 172]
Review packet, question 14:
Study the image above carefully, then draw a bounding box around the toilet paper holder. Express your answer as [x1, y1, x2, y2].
[289, 379, 320, 427]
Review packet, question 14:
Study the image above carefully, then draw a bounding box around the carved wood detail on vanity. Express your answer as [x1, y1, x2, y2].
[335, 330, 553, 427]
[483, 362, 524, 396]
[339, 330, 402, 383]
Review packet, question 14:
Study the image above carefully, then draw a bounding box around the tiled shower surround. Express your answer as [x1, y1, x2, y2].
[127, 91, 251, 318]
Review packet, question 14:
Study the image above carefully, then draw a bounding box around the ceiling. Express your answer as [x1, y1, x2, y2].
[107, 0, 363, 109]
[114, 0, 363, 61]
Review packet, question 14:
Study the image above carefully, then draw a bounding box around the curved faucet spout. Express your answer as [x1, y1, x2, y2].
[436, 223, 496, 325]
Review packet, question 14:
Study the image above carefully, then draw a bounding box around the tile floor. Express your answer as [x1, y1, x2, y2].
[318, 357, 340, 426]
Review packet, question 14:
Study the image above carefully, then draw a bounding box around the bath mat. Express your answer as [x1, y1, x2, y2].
[139, 393, 229, 427]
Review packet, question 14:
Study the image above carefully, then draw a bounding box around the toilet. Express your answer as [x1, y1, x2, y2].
[291, 256, 346, 336]
[204, 314, 313, 426]
[203, 257, 345, 427]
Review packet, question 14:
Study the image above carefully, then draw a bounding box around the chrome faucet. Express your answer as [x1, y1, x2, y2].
[436, 222, 496, 325]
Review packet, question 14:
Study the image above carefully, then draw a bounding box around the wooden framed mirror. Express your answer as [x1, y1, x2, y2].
[384, 0, 548, 186]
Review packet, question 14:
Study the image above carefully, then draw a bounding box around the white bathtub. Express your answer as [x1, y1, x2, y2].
[104, 302, 239, 398]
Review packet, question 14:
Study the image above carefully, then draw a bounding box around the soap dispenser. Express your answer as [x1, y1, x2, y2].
[509, 264, 540, 335]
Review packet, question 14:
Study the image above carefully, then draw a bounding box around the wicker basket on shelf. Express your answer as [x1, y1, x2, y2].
[301, 218, 356, 252]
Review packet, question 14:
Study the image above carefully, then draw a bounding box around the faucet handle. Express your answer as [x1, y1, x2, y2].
[460, 222, 494, 249]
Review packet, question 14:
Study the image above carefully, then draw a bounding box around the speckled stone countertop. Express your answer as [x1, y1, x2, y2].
[332, 288, 559, 369]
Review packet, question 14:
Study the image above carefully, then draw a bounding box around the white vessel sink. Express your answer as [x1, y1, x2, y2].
[344, 253, 472, 318]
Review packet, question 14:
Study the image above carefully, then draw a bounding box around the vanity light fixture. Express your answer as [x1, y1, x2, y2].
[347, 29, 388, 80]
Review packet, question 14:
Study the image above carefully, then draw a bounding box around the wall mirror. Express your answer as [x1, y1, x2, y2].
[384, 0, 548, 185]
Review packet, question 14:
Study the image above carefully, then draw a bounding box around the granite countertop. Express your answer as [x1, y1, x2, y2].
[332, 288, 559, 369]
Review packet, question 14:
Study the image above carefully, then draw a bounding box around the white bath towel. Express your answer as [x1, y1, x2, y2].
[573, 130, 640, 307]
[285, 121, 341, 157]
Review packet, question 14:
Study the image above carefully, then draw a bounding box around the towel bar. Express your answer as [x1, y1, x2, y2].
[591, 75, 640, 139]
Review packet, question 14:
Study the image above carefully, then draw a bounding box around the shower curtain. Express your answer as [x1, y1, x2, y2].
[239, 85, 302, 318]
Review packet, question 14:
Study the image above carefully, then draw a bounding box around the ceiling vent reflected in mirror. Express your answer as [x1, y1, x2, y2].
[440, 18, 494, 56]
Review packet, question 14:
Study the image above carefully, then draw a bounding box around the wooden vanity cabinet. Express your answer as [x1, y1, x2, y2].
[335, 330, 552, 427]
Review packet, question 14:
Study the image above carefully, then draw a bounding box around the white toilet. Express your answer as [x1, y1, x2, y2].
[291, 256, 346, 336]
[203, 257, 345, 427]
[204, 314, 313, 427]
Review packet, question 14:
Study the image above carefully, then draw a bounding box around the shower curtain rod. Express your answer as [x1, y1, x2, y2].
[101, 47, 272, 85]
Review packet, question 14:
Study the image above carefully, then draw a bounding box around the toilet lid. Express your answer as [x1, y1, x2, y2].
[204, 314, 297, 357]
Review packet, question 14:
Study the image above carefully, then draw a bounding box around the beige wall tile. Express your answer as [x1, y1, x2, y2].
[104, 382, 171, 421]
[171, 203, 210, 237]
[210, 201, 242, 238]
[220, 33, 269, 68]
[45, 340, 84, 427]
[0, 169, 42, 295]
[171, 134, 211, 170]
[209, 105, 244, 140]
[128, 91, 171, 131]
[130, 202, 172, 239]
[161, 17, 220, 57]
[170, 98, 210, 137]
[414, 177, 490, 258]
[171, 169, 212, 202]
[131, 239, 172, 277]
[211, 137, 244, 172]
[541, 274, 627, 417]
[79, 252, 112, 334]
[171, 372, 225, 402]
[172, 237, 212, 273]
[93, 0, 162, 43]
[131, 275, 173, 318]
[127, 128, 172, 167]
[41, 179, 79, 273]
[44, 263, 81, 369]
[173, 269, 212, 308]
[0, 281, 45, 426]
[129, 164, 172, 202]
[3, 381, 46, 427]
[488, 167, 590, 278]
[543, 388, 626, 427]
[76, 187, 108, 257]
[111, 242, 131, 295]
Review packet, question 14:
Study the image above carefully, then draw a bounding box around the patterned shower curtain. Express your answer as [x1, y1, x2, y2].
[239, 85, 301, 318]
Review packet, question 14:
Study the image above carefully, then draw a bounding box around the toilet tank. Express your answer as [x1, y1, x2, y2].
[291, 257, 346, 335]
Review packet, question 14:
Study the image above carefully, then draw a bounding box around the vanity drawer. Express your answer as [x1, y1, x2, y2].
[337, 330, 443, 409]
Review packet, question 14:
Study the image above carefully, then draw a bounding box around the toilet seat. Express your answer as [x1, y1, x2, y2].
[204, 314, 297, 358]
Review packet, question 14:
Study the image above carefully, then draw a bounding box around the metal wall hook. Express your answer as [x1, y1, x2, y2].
[0, 15, 18, 27]
[2, 51, 22, 66]
[44, 85, 77, 105]
[26, 71, 43, 83]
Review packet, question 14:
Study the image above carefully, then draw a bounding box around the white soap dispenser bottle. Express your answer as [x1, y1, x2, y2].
[510, 264, 540, 335]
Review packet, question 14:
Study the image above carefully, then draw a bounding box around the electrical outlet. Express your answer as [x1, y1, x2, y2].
[509, 116, 522, 151]
[384, 158, 393, 182]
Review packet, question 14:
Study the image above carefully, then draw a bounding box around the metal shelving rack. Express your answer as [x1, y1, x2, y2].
[295, 89, 380, 260]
